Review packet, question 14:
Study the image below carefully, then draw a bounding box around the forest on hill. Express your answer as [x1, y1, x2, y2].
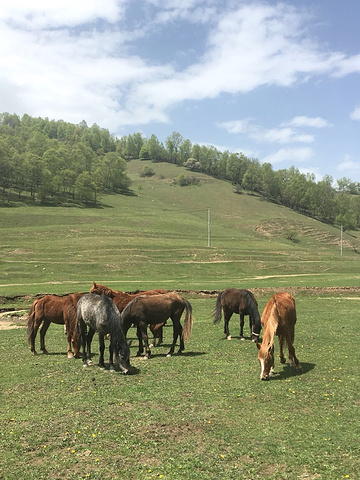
[0, 112, 359, 230]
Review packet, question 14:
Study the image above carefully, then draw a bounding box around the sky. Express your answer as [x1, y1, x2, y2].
[1, 1, 360, 183]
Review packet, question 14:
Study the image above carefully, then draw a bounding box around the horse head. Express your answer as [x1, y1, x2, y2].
[90, 282, 115, 299]
[257, 343, 274, 381]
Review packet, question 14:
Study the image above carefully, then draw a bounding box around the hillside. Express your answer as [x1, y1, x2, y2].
[0, 159, 359, 298]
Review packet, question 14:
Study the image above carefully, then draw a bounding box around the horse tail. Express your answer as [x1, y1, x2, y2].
[182, 298, 194, 341]
[212, 291, 223, 324]
[26, 299, 39, 343]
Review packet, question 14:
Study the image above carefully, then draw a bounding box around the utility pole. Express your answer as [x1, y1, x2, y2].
[207, 208, 211, 247]
[340, 224, 343, 256]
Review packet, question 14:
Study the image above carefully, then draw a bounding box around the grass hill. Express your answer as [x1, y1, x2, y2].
[1, 159, 359, 298]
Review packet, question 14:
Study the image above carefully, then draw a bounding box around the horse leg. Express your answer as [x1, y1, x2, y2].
[278, 335, 286, 364]
[285, 332, 302, 372]
[64, 321, 75, 359]
[79, 320, 88, 367]
[39, 319, 51, 354]
[98, 333, 105, 369]
[86, 328, 95, 365]
[223, 310, 232, 340]
[178, 323, 185, 354]
[167, 319, 181, 357]
[108, 341, 115, 372]
[136, 326, 144, 357]
[138, 322, 151, 359]
[30, 318, 42, 355]
[239, 314, 245, 340]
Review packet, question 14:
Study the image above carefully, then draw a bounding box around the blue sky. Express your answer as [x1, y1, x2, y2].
[1, 1, 360, 182]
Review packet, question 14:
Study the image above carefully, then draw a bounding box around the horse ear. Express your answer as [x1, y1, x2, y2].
[256, 342, 261, 350]
[93, 282, 97, 287]
[127, 340, 132, 347]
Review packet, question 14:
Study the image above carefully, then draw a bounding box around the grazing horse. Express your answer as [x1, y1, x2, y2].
[257, 292, 302, 380]
[213, 288, 261, 342]
[27, 292, 85, 358]
[90, 282, 168, 346]
[120, 292, 194, 359]
[77, 293, 130, 373]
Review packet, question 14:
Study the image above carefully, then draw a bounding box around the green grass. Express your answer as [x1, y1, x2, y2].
[1, 293, 359, 479]
[1, 159, 359, 300]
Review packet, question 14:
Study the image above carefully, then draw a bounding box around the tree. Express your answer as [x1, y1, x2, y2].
[75, 172, 97, 204]
[165, 131, 184, 164]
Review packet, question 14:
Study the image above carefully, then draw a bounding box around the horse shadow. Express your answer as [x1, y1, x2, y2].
[270, 362, 316, 380]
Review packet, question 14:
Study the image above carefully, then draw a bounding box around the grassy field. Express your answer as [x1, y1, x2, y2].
[1, 293, 359, 480]
[0, 160, 359, 478]
[1, 159, 360, 303]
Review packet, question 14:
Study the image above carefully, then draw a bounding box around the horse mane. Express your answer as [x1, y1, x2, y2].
[260, 295, 279, 348]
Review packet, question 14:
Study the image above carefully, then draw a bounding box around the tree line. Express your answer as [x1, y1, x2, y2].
[1, 113, 359, 229]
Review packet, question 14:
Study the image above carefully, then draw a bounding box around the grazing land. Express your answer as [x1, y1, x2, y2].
[1, 293, 359, 480]
[0, 160, 359, 479]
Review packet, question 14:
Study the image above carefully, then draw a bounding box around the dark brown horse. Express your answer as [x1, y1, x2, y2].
[120, 292, 194, 359]
[90, 282, 168, 345]
[213, 288, 261, 342]
[27, 292, 85, 357]
[257, 292, 302, 380]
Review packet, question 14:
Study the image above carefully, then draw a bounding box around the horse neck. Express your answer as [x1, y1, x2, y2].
[261, 301, 278, 348]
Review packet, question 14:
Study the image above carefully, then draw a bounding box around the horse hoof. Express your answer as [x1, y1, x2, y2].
[67, 353, 75, 359]
[166, 353, 172, 357]
[82, 364, 88, 368]
[226, 335, 232, 341]
[109, 368, 115, 373]
[240, 337, 245, 341]
[99, 366, 105, 370]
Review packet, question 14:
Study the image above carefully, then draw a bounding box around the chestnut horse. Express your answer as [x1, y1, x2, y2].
[27, 292, 85, 358]
[257, 292, 302, 380]
[90, 282, 168, 345]
[120, 292, 194, 359]
[213, 288, 261, 342]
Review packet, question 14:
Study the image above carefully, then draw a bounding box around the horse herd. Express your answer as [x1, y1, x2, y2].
[26, 283, 303, 380]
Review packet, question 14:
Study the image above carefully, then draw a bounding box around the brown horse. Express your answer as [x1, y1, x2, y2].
[27, 292, 85, 358]
[257, 292, 302, 380]
[90, 282, 168, 345]
[120, 292, 194, 359]
[213, 288, 261, 342]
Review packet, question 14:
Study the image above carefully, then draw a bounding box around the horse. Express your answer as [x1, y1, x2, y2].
[213, 288, 261, 342]
[90, 282, 168, 346]
[27, 292, 85, 358]
[77, 293, 131, 373]
[120, 292, 194, 359]
[257, 292, 302, 380]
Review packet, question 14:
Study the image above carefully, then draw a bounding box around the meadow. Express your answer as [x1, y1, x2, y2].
[0, 159, 359, 479]
[1, 292, 359, 480]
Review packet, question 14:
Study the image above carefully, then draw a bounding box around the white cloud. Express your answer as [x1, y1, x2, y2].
[0, 1, 359, 131]
[217, 119, 314, 144]
[350, 106, 360, 121]
[261, 147, 314, 165]
[336, 156, 360, 175]
[282, 116, 332, 128]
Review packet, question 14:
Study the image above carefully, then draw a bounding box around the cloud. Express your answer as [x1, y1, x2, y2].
[350, 106, 360, 121]
[336, 156, 360, 175]
[261, 147, 314, 165]
[217, 119, 314, 144]
[0, 1, 359, 131]
[282, 116, 332, 128]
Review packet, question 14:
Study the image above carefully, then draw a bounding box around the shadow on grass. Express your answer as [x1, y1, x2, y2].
[270, 362, 316, 380]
